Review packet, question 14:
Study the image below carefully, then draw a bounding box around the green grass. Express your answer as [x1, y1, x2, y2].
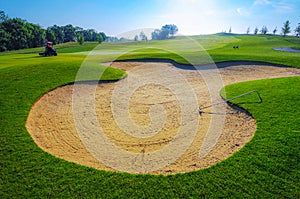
[208, 34, 300, 67]
[0, 42, 98, 55]
[0, 34, 300, 198]
[92, 34, 300, 67]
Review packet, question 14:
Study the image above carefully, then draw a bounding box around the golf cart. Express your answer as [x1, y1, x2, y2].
[39, 41, 57, 56]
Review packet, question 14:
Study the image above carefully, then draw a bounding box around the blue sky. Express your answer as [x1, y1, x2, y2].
[1, 0, 299, 37]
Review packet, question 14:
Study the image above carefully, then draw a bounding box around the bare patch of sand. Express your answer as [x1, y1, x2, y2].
[26, 62, 300, 174]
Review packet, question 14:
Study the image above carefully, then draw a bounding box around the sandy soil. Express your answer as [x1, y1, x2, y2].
[26, 61, 300, 174]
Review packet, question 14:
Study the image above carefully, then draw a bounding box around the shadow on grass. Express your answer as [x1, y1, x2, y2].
[114, 58, 291, 70]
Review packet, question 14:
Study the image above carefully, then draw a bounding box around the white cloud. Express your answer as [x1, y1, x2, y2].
[253, 0, 294, 13]
[273, 2, 294, 13]
[253, 0, 271, 6]
[237, 8, 251, 16]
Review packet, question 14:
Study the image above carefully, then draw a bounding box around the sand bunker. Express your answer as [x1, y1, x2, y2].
[26, 61, 300, 174]
[273, 47, 300, 53]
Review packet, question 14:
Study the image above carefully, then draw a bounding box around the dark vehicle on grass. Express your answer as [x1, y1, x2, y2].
[39, 41, 57, 56]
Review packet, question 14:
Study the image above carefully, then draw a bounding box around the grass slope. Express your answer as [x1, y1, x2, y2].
[209, 34, 300, 67]
[87, 34, 300, 67]
[0, 42, 98, 55]
[0, 34, 299, 198]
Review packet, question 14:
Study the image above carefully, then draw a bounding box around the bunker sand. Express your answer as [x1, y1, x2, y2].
[26, 62, 300, 174]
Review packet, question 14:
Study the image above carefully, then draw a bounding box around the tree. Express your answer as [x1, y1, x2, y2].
[0, 16, 46, 51]
[63, 24, 76, 42]
[294, 23, 300, 37]
[273, 26, 277, 35]
[119, 37, 130, 42]
[229, 27, 232, 33]
[282, 20, 291, 37]
[162, 24, 178, 38]
[254, 27, 258, 35]
[151, 29, 160, 40]
[0, 14, 109, 52]
[99, 32, 106, 41]
[260, 26, 268, 34]
[134, 35, 138, 41]
[151, 24, 178, 40]
[105, 36, 118, 42]
[1, 18, 29, 50]
[159, 28, 169, 39]
[46, 28, 56, 43]
[0, 10, 8, 22]
[98, 34, 103, 44]
[76, 33, 84, 45]
[0, 11, 9, 51]
[89, 29, 98, 41]
[139, 31, 147, 41]
[76, 29, 100, 42]
[49, 25, 65, 44]
[27, 23, 45, 48]
[0, 28, 10, 51]
[246, 27, 250, 34]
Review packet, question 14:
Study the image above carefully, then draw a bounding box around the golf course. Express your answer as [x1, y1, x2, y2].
[1, 34, 300, 198]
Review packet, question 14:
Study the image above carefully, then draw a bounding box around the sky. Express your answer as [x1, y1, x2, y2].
[1, 0, 299, 37]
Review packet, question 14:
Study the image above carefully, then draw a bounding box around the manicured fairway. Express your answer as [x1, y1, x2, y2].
[0, 34, 299, 198]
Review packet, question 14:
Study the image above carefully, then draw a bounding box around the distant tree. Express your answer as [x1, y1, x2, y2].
[294, 23, 300, 37]
[76, 33, 84, 45]
[134, 35, 138, 41]
[0, 13, 108, 51]
[246, 27, 250, 34]
[151, 24, 178, 40]
[139, 31, 147, 41]
[46, 28, 56, 43]
[90, 31, 96, 41]
[74, 28, 105, 42]
[0, 10, 8, 22]
[76, 29, 89, 41]
[1, 18, 29, 50]
[106, 36, 118, 42]
[1, 17, 44, 50]
[229, 27, 232, 33]
[159, 28, 169, 40]
[0, 11, 9, 51]
[254, 27, 258, 35]
[151, 29, 160, 40]
[273, 26, 277, 35]
[48, 25, 65, 44]
[0, 28, 10, 51]
[162, 24, 178, 38]
[119, 37, 130, 42]
[27, 23, 45, 47]
[282, 20, 291, 37]
[63, 24, 76, 42]
[99, 32, 106, 41]
[76, 26, 84, 32]
[98, 34, 103, 44]
[90, 29, 98, 41]
[260, 26, 268, 34]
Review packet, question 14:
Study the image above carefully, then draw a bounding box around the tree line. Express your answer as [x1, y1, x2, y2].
[151, 24, 178, 40]
[231, 20, 300, 37]
[0, 11, 107, 52]
[2, 9, 298, 52]
[133, 24, 179, 41]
